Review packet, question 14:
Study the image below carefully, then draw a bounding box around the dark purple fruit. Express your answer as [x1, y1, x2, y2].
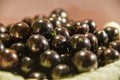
[84, 19, 96, 33]
[22, 17, 33, 27]
[72, 22, 89, 34]
[26, 34, 49, 54]
[95, 30, 108, 46]
[77, 23, 89, 34]
[72, 50, 97, 72]
[9, 22, 31, 42]
[102, 48, 120, 65]
[20, 57, 35, 73]
[50, 8, 67, 18]
[69, 34, 91, 53]
[109, 40, 120, 52]
[49, 17, 62, 28]
[0, 23, 8, 33]
[26, 71, 48, 80]
[0, 48, 18, 69]
[96, 46, 107, 59]
[40, 50, 61, 68]
[33, 14, 46, 21]
[60, 54, 70, 64]
[50, 9, 68, 26]
[60, 17, 68, 25]
[71, 22, 81, 35]
[0, 41, 5, 52]
[32, 18, 54, 39]
[54, 27, 70, 38]
[10, 42, 25, 58]
[51, 35, 68, 54]
[85, 33, 98, 51]
[0, 33, 11, 47]
[104, 27, 119, 42]
[52, 64, 72, 79]
[6, 24, 13, 32]
[63, 20, 74, 36]
[95, 46, 107, 66]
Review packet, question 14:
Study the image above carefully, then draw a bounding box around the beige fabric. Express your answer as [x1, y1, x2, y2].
[63, 60, 120, 80]
[0, 71, 24, 80]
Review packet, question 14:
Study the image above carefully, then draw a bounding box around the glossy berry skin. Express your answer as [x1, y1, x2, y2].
[68, 34, 91, 53]
[50, 8, 67, 18]
[85, 33, 98, 51]
[95, 30, 109, 46]
[20, 57, 35, 73]
[33, 14, 46, 21]
[109, 40, 120, 52]
[26, 34, 49, 55]
[63, 20, 74, 36]
[77, 23, 89, 34]
[22, 17, 33, 27]
[0, 48, 18, 69]
[49, 17, 62, 28]
[6, 24, 13, 32]
[72, 50, 97, 72]
[60, 54, 70, 64]
[60, 17, 68, 26]
[102, 48, 120, 65]
[71, 22, 81, 35]
[26, 71, 48, 80]
[50, 14, 68, 25]
[0, 33, 11, 47]
[9, 22, 31, 42]
[84, 19, 96, 33]
[52, 64, 72, 79]
[32, 18, 54, 39]
[54, 27, 70, 38]
[40, 50, 61, 68]
[49, 9, 68, 26]
[10, 42, 25, 58]
[72, 22, 89, 34]
[95, 46, 107, 66]
[0, 23, 8, 33]
[0, 41, 5, 52]
[51, 35, 68, 54]
[104, 27, 119, 42]
[96, 46, 107, 59]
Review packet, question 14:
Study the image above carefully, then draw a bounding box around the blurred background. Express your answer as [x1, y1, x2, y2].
[0, 0, 119, 27]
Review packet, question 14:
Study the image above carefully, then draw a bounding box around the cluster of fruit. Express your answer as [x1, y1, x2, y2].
[0, 9, 120, 80]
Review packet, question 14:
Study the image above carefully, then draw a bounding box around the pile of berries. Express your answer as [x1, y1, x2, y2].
[0, 8, 119, 80]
